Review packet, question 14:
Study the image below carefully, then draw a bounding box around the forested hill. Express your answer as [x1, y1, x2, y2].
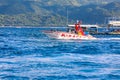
[0, 0, 120, 27]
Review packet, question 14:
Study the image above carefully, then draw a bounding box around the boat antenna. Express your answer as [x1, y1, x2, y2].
[66, 8, 69, 26]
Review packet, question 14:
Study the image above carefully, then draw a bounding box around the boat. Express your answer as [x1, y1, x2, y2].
[43, 21, 97, 40]
[106, 17, 120, 35]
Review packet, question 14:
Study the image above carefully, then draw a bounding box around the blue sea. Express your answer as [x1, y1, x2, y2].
[0, 27, 120, 80]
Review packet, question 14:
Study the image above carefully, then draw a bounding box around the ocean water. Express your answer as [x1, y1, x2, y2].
[0, 27, 120, 80]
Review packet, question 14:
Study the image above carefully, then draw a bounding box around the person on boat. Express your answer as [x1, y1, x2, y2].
[75, 21, 85, 36]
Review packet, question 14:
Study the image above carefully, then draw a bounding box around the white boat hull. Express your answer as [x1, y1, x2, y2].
[44, 31, 97, 40]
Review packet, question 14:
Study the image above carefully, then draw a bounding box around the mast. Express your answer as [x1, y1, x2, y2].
[66, 8, 68, 26]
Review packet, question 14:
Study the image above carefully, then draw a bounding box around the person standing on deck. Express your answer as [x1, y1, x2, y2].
[75, 21, 85, 36]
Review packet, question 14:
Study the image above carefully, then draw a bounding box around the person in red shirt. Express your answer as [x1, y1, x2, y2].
[75, 21, 85, 36]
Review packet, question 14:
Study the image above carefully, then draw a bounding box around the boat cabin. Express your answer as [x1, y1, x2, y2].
[67, 24, 100, 34]
[107, 17, 120, 34]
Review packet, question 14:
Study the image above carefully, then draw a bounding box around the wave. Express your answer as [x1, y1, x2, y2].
[97, 37, 120, 41]
[0, 53, 120, 80]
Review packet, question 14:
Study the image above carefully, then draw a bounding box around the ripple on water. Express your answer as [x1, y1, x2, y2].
[0, 28, 120, 80]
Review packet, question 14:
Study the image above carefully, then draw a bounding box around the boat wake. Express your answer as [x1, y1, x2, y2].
[97, 37, 120, 41]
